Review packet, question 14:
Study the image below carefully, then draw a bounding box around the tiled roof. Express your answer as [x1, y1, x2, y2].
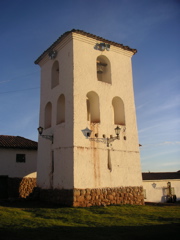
[142, 171, 180, 180]
[0, 135, 37, 150]
[35, 29, 137, 64]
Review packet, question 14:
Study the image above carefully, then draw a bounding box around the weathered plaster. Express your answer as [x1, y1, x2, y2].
[36, 31, 143, 205]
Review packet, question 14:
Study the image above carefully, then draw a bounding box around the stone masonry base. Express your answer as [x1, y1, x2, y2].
[38, 186, 144, 207]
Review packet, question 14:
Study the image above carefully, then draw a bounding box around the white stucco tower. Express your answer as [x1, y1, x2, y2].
[35, 29, 144, 206]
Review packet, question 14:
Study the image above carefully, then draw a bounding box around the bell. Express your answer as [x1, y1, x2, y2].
[97, 62, 104, 74]
[97, 69, 103, 74]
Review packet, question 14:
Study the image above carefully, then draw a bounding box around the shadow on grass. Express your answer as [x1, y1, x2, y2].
[1, 199, 179, 240]
[1, 199, 180, 209]
[0, 224, 179, 240]
[0, 199, 60, 209]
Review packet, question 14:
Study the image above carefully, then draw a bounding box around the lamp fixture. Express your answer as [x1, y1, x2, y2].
[48, 50, 57, 59]
[81, 126, 121, 147]
[96, 43, 110, 51]
[81, 127, 92, 139]
[37, 126, 53, 143]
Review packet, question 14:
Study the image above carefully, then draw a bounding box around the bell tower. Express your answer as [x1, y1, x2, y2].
[35, 29, 144, 206]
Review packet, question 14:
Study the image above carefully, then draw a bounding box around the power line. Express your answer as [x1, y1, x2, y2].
[0, 71, 39, 84]
[0, 87, 40, 94]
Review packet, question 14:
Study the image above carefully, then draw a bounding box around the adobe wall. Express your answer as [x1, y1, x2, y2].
[36, 32, 143, 192]
[73, 34, 143, 189]
[0, 149, 37, 178]
[8, 177, 37, 199]
[37, 34, 74, 190]
[143, 180, 180, 203]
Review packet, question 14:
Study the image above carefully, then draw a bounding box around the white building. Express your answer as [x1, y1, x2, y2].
[0, 135, 37, 199]
[142, 171, 180, 203]
[35, 29, 144, 207]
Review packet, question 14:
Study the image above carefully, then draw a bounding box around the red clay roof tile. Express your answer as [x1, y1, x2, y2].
[35, 29, 137, 64]
[0, 135, 37, 150]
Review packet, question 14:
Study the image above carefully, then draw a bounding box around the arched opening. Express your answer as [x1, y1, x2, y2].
[112, 97, 125, 125]
[96, 55, 111, 84]
[57, 94, 65, 124]
[86, 91, 100, 123]
[51, 61, 59, 89]
[44, 102, 52, 129]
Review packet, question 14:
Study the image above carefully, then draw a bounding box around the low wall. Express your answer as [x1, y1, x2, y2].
[73, 187, 144, 207]
[8, 177, 37, 199]
[19, 178, 37, 198]
[38, 186, 144, 207]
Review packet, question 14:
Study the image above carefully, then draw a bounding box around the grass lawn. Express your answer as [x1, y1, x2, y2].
[0, 200, 179, 240]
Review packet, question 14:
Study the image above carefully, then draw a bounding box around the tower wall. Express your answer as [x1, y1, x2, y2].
[72, 33, 142, 189]
[36, 31, 144, 206]
[37, 35, 74, 190]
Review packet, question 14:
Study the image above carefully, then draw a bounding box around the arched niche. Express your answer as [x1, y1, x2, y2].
[96, 55, 111, 84]
[57, 94, 65, 124]
[86, 91, 100, 123]
[112, 97, 125, 125]
[44, 102, 52, 129]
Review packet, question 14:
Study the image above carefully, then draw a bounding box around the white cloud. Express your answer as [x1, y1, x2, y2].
[160, 141, 180, 146]
[141, 141, 180, 149]
[161, 161, 180, 167]
[141, 159, 180, 172]
[141, 148, 180, 161]
[136, 100, 152, 111]
[138, 123, 162, 134]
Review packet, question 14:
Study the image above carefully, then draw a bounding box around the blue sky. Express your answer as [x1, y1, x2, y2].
[0, 0, 179, 172]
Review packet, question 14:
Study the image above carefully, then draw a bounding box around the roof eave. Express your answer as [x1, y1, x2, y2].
[34, 29, 137, 65]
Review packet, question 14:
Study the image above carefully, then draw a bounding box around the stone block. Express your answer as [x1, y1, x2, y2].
[107, 195, 114, 200]
[85, 195, 91, 201]
[77, 195, 85, 202]
[80, 189, 86, 195]
[86, 188, 91, 194]
[74, 189, 80, 196]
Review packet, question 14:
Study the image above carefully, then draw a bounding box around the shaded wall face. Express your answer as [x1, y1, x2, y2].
[37, 37, 74, 190]
[72, 35, 142, 189]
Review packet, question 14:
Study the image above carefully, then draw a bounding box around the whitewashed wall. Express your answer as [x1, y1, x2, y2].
[143, 180, 180, 203]
[37, 35, 74, 189]
[37, 32, 143, 190]
[73, 33, 142, 188]
[0, 149, 37, 178]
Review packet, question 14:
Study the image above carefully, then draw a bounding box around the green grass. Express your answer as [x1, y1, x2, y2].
[0, 201, 179, 240]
